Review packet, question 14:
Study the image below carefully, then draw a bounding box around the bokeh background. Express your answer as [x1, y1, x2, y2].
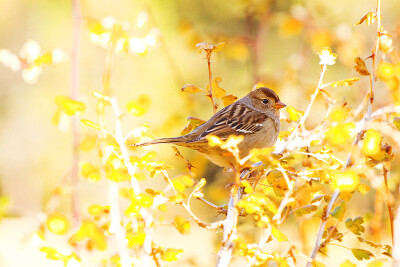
[0, 0, 399, 266]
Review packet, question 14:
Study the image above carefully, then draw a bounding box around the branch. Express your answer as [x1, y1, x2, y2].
[393, 192, 400, 267]
[216, 170, 244, 267]
[110, 97, 154, 265]
[70, 0, 82, 226]
[206, 51, 217, 114]
[275, 64, 327, 154]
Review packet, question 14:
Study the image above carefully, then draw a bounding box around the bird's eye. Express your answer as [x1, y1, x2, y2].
[262, 99, 269, 104]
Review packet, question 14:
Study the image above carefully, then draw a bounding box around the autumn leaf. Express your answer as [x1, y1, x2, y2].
[318, 47, 337, 65]
[354, 57, 370, 76]
[173, 216, 191, 235]
[55, 96, 86, 116]
[221, 94, 238, 107]
[293, 205, 317, 217]
[207, 77, 226, 99]
[286, 106, 304, 121]
[181, 84, 203, 93]
[271, 226, 288, 242]
[345, 217, 365, 235]
[196, 42, 225, 53]
[351, 248, 374, 261]
[46, 213, 70, 235]
[161, 248, 183, 262]
[126, 94, 151, 116]
[393, 117, 400, 131]
[330, 78, 360, 87]
[331, 202, 346, 221]
[180, 116, 206, 135]
[355, 11, 377, 26]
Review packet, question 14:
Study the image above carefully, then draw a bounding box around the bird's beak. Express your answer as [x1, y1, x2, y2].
[274, 101, 286, 109]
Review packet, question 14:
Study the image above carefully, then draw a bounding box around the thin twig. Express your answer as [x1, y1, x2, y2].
[110, 97, 154, 265]
[383, 165, 394, 244]
[393, 194, 400, 267]
[206, 51, 217, 114]
[216, 169, 243, 267]
[276, 64, 327, 154]
[161, 170, 223, 230]
[70, 0, 81, 226]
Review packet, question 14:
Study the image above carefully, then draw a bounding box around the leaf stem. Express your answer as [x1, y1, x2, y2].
[206, 51, 217, 114]
[383, 165, 394, 244]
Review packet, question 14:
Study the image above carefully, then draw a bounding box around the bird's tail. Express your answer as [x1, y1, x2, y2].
[131, 137, 186, 147]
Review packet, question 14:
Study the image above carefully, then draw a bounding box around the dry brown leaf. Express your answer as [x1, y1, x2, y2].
[354, 57, 370, 76]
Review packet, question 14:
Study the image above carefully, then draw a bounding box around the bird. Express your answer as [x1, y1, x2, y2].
[132, 87, 286, 167]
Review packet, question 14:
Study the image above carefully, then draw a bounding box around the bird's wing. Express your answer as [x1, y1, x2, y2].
[191, 102, 268, 142]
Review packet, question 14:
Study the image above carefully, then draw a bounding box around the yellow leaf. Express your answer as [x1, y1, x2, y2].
[181, 84, 203, 93]
[331, 171, 359, 192]
[80, 133, 97, 151]
[362, 129, 382, 156]
[69, 220, 107, 251]
[394, 117, 400, 131]
[340, 260, 356, 267]
[355, 11, 377, 26]
[180, 116, 206, 135]
[88, 205, 110, 216]
[172, 175, 194, 192]
[354, 57, 370, 76]
[81, 119, 102, 131]
[161, 248, 183, 262]
[55, 96, 86, 116]
[331, 78, 360, 87]
[46, 213, 70, 235]
[357, 184, 370, 195]
[221, 94, 238, 107]
[379, 32, 393, 53]
[271, 226, 288, 241]
[126, 94, 151, 116]
[174, 215, 191, 234]
[213, 42, 226, 52]
[127, 231, 146, 247]
[325, 123, 356, 146]
[318, 47, 337, 66]
[34, 52, 53, 65]
[207, 77, 226, 99]
[286, 106, 304, 121]
[80, 162, 101, 182]
[328, 106, 351, 122]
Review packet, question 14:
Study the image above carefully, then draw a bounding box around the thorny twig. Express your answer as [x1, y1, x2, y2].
[161, 170, 223, 230]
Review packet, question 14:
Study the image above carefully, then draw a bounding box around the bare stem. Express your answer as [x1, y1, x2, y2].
[206, 51, 217, 114]
[70, 0, 81, 225]
[306, 189, 340, 267]
[216, 170, 242, 267]
[393, 194, 400, 266]
[383, 165, 394, 244]
[276, 64, 327, 154]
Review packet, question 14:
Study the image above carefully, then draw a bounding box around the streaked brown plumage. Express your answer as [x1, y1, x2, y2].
[133, 87, 286, 167]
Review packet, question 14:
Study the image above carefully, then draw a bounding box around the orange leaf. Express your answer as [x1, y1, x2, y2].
[354, 57, 370, 76]
[355, 11, 377, 26]
[181, 84, 203, 93]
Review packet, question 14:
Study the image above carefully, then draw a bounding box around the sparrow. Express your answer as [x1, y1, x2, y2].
[133, 87, 286, 167]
